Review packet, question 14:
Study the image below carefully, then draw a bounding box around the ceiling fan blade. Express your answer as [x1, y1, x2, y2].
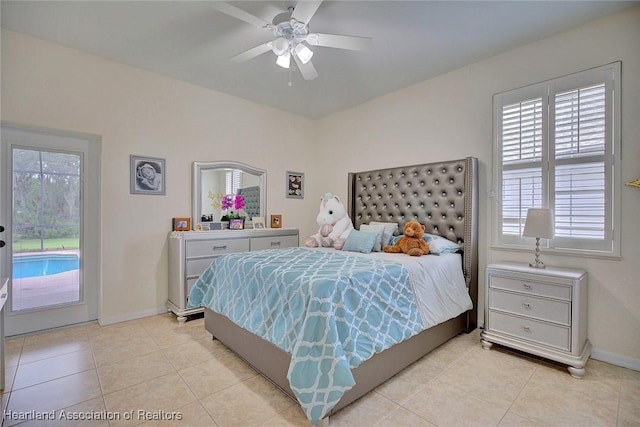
[230, 42, 272, 63]
[291, 0, 323, 25]
[294, 55, 319, 80]
[308, 33, 373, 51]
[210, 2, 270, 29]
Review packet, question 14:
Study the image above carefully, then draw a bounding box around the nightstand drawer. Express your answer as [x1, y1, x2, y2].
[488, 311, 571, 351]
[186, 238, 249, 258]
[251, 235, 298, 251]
[489, 289, 570, 325]
[490, 276, 571, 301]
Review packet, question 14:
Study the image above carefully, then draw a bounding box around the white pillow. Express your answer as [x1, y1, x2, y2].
[425, 233, 461, 255]
[369, 221, 399, 246]
[359, 224, 386, 252]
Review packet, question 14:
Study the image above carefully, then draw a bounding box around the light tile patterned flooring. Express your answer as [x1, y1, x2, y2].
[2, 313, 639, 426]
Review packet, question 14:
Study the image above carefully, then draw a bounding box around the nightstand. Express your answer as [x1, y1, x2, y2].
[481, 262, 591, 378]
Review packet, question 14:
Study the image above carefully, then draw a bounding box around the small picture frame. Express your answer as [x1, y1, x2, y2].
[286, 171, 304, 199]
[195, 223, 210, 232]
[172, 217, 191, 231]
[229, 218, 245, 230]
[270, 214, 282, 228]
[131, 155, 166, 195]
[252, 217, 266, 229]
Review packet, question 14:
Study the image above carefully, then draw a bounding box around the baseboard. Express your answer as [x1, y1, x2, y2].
[98, 306, 168, 326]
[591, 347, 640, 372]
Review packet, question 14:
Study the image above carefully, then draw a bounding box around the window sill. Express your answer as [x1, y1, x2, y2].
[490, 245, 622, 261]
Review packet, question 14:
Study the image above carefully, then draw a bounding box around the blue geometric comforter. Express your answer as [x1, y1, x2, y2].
[187, 247, 424, 423]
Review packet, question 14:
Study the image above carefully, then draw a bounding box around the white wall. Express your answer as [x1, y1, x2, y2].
[316, 6, 640, 366]
[1, 29, 319, 323]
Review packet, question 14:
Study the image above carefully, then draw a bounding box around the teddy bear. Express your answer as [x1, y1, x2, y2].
[304, 193, 354, 249]
[383, 220, 430, 256]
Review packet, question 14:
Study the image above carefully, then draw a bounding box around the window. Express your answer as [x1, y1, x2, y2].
[493, 62, 621, 256]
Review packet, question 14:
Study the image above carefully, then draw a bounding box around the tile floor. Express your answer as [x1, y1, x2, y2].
[1, 313, 639, 426]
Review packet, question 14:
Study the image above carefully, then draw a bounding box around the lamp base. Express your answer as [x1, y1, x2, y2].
[530, 238, 546, 268]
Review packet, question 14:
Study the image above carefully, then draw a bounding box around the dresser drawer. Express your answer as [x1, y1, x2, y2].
[251, 235, 299, 251]
[489, 289, 570, 325]
[490, 275, 571, 301]
[488, 310, 571, 351]
[186, 238, 249, 258]
[185, 278, 198, 303]
[186, 258, 215, 278]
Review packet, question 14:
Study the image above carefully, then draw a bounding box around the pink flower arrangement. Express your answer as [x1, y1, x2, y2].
[221, 194, 245, 219]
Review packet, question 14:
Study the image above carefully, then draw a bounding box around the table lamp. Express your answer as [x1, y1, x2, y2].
[522, 208, 554, 269]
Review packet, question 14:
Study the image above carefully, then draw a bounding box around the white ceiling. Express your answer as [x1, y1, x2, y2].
[1, 1, 636, 119]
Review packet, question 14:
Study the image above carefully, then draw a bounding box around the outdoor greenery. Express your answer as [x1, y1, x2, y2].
[13, 238, 80, 252]
[12, 148, 80, 243]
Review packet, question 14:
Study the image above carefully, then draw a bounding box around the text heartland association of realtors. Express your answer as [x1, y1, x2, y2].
[3, 410, 183, 421]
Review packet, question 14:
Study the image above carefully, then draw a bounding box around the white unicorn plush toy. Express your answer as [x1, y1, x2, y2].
[304, 193, 354, 249]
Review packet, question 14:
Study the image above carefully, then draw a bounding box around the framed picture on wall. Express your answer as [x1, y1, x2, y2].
[286, 171, 304, 199]
[130, 155, 166, 195]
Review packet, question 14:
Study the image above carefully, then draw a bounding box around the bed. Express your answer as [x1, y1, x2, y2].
[189, 157, 478, 425]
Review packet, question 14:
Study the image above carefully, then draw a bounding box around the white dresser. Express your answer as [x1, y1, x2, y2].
[481, 262, 590, 378]
[167, 228, 299, 321]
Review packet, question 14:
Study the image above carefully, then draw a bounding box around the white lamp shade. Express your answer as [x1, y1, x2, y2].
[275, 51, 290, 69]
[522, 208, 554, 239]
[271, 37, 289, 56]
[294, 43, 313, 64]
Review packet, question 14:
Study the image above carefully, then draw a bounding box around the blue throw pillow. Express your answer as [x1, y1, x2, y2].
[341, 230, 378, 254]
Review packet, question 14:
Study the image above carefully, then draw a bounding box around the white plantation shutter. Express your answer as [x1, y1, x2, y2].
[552, 83, 609, 249]
[494, 63, 620, 255]
[225, 169, 242, 195]
[501, 97, 544, 243]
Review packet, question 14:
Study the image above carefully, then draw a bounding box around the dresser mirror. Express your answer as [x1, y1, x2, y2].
[192, 161, 266, 229]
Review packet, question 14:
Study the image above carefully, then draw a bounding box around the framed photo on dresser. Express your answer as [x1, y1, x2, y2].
[270, 214, 282, 228]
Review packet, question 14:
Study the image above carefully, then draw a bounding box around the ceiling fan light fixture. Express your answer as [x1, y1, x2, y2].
[276, 51, 291, 69]
[294, 43, 313, 64]
[271, 37, 289, 56]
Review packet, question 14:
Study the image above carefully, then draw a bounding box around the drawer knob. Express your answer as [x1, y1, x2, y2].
[522, 283, 532, 290]
[522, 326, 531, 333]
[270, 241, 281, 247]
[213, 245, 228, 251]
[522, 302, 531, 309]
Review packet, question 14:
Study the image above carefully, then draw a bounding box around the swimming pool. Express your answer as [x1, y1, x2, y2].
[13, 254, 79, 279]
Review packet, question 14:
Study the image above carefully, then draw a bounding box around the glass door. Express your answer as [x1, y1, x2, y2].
[11, 149, 82, 311]
[1, 125, 100, 336]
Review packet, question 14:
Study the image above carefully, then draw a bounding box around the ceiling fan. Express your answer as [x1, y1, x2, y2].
[211, 0, 373, 81]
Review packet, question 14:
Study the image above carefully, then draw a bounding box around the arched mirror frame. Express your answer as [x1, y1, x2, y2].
[192, 161, 266, 229]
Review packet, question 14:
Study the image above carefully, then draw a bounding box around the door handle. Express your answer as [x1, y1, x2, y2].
[0, 241, 5, 248]
[0, 225, 4, 232]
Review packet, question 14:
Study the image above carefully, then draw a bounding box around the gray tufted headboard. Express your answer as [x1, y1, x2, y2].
[238, 185, 260, 219]
[347, 157, 478, 331]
